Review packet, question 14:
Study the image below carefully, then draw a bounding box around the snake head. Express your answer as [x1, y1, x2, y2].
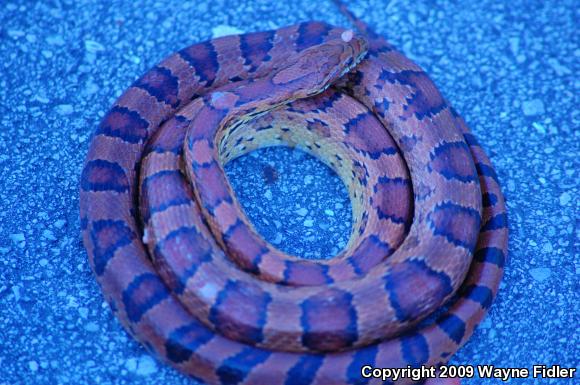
[271, 30, 368, 97]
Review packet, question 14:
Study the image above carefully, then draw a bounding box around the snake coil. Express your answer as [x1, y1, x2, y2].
[80, 14, 507, 385]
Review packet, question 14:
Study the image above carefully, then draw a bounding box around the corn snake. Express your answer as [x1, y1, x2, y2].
[79, 5, 508, 384]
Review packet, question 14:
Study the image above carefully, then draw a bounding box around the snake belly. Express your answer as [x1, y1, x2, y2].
[80, 21, 508, 385]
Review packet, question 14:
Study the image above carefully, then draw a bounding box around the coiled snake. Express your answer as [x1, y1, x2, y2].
[80, 4, 507, 385]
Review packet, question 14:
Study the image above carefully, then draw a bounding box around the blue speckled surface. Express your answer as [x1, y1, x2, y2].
[0, 0, 578, 384]
[225, 147, 353, 260]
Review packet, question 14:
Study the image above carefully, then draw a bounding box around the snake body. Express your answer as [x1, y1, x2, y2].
[80, 11, 507, 385]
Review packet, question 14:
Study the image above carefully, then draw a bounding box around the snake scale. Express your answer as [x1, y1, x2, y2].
[80, 3, 507, 384]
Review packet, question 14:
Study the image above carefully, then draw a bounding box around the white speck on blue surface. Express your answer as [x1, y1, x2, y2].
[84, 39, 105, 53]
[559, 192, 571, 206]
[55, 104, 74, 115]
[29, 360, 39, 372]
[522, 99, 545, 116]
[212, 25, 245, 38]
[529, 267, 552, 282]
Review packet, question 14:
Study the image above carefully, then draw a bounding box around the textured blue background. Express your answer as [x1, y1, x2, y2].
[0, 0, 578, 384]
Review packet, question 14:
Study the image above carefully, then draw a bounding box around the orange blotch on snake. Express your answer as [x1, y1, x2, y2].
[213, 201, 241, 231]
[284, 262, 330, 286]
[190, 138, 215, 165]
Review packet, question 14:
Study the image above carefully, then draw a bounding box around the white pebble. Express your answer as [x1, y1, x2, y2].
[55, 104, 73, 115]
[46, 35, 65, 46]
[295, 208, 308, 216]
[125, 358, 137, 372]
[10, 233, 25, 244]
[479, 317, 492, 329]
[84, 39, 105, 53]
[272, 233, 283, 245]
[8, 29, 25, 38]
[54, 219, 67, 229]
[211, 25, 244, 38]
[28, 361, 38, 372]
[522, 99, 545, 116]
[84, 322, 99, 332]
[532, 122, 546, 134]
[78, 307, 89, 318]
[547, 58, 571, 76]
[136, 355, 157, 376]
[542, 242, 553, 253]
[508, 37, 519, 55]
[529, 267, 551, 282]
[559, 192, 571, 206]
[42, 229, 56, 241]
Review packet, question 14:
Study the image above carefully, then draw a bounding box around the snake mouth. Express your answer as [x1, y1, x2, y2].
[345, 47, 368, 74]
[308, 40, 368, 97]
[332, 36, 368, 80]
